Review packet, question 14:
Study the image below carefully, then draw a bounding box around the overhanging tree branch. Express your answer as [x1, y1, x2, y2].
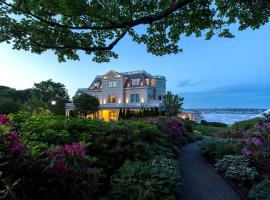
[1, 0, 193, 30]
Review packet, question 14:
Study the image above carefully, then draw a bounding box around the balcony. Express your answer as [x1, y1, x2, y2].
[100, 101, 162, 109]
[65, 101, 162, 111]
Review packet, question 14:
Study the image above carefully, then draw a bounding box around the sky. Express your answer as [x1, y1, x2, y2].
[0, 24, 270, 109]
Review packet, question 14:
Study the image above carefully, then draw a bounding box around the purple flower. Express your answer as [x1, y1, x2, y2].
[53, 143, 86, 158]
[0, 115, 11, 125]
[251, 137, 262, 146]
[242, 147, 252, 156]
[7, 131, 20, 142]
[10, 143, 26, 154]
[265, 122, 270, 129]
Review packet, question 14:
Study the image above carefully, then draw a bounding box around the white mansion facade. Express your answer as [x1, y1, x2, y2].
[66, 70, 166, 121]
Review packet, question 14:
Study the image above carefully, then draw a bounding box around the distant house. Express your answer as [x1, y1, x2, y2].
[65, 70, 166, 121]
[178, 112, 197, 121]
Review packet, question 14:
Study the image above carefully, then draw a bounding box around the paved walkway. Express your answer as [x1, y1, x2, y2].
[178, 143, 241, 200]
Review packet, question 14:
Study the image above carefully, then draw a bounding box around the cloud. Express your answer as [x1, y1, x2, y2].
[177, 76, 219, 88]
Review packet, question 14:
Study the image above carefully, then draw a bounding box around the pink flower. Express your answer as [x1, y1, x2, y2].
[54, 143, 87, 158]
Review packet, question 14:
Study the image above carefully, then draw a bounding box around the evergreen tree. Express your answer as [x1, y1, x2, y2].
[154, 107, 160, 117]
[126, 109, 131, 119]
[119, 109, 123, 119]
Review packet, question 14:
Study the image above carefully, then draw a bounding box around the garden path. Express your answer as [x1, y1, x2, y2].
[178, 143, 241, 200]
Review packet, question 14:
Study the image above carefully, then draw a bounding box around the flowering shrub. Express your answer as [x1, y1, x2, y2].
[0, 115, 12, 125]
[249, 179, 270, 200]
[149, 117, 185, 144]
[216, 155, 258, 183]
[242, 122, 270, 171]
[0, 113, 182, 199]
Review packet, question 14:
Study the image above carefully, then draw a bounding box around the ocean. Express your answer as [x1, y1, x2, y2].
[201, 113, 258, 125]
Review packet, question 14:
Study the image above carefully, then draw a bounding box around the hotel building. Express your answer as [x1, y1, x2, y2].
[65, 70, 166, 121]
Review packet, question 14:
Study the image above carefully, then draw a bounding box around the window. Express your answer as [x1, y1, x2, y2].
[109, 81, 117, 87]
[131, 79, 140, 86]
[108, 95, 116, 103]
[130, 94, 140, 103]
[158, 95, 163, 101]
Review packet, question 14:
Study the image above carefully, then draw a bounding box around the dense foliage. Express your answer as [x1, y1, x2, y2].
[0, 112, 184, 199]
[73, 93, 100, 118]
[0, 80, 69, 115]
[1, 0, 270, 62]
[231, 117, 262, 131]
[199, 118, 270, 199]
[249, 180, 270, 200]
[198, 138, 241, 160]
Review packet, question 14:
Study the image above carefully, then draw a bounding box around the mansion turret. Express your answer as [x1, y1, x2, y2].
[66, 70, 166, 121]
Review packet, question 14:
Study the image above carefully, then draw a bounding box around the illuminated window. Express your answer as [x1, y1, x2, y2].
[108, 95, 116, 103]
[109, 111, 117, 121]
[109, 81, 117, 87]
[131, 94, 140, 103]
[131, 79, 140, 86]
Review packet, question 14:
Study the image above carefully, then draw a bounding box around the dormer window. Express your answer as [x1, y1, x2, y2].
[93, 82, 100, 89]
[132, 79, 140, 86]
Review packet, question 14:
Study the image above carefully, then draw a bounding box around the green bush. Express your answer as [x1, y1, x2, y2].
[198, 138, 242, 160]
[195, 125, 229, 136]
[109, 158, 182, 200]
[1, 113, 182, 199]
[231, 117, 262, 131]
[216, 155, 258, 183]
[200, 120, 228, 127]
[249, 180, 270, 200]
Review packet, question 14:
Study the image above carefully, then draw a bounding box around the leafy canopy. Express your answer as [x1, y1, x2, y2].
[73, 93, 100, 117]
[1, 0, 269, 62]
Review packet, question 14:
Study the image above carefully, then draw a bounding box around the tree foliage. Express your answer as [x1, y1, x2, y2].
[163, 91, 183, 117]
[1, 0, 269, 62]
[73, 93, 100, 117]
[32, 79, 69, 115]
[0, 97, 20, 114]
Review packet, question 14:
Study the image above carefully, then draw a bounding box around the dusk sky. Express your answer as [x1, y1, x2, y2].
[0, 24, 269, 109]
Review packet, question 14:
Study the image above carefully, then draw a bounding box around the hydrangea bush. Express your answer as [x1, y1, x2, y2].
[215, 155, 258, 183]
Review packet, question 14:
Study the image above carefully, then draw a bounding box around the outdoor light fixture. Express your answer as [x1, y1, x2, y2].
[51, 100, 56, 105]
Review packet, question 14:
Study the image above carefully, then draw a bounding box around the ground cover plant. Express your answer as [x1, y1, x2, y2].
[0, 112, 184, 199]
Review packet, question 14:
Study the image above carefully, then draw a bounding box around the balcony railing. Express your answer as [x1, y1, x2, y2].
[65, 101, 162, 110]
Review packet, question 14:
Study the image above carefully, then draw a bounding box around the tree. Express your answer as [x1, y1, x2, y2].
[21, 97, 48, 113]
[0, 97, 20, 114]
[1, 1, 269, 63]
[163, 91, 184, 117]
[73, 93, 100, 118]
[33, 79, 69, 115]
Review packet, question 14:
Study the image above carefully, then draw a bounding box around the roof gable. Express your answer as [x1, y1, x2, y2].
[103, 70, 122, 79]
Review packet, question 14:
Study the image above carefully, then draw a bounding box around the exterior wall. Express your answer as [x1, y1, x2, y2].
[124, 87, 148, 103]
[101, 77, 124, 104]
[155, 78, 166, 100]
